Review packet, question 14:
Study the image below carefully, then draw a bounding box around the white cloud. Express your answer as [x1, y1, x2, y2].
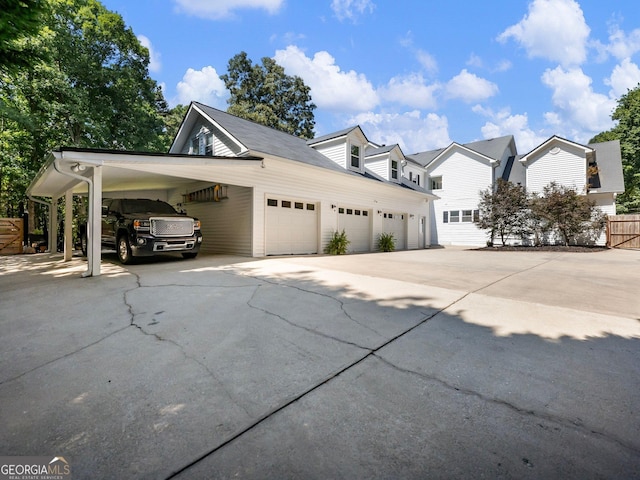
[416, 49, 438, 75]
[603, 24, 640, 61]
[474, 106, 546, 153]
[541, 66, 616, 140]
[606, 58, 640, 98]
[349, 110, 451, 153]
[380, 74, 440, 109]
[331, 0, 375, 22]
[174, 66, 228, 107]
[173, 0, 283, 20]
[445, 69, 498, 103]
[274, 45, 379, 112]
[498, 0, 590, 67]
[137, 35, 161, 73]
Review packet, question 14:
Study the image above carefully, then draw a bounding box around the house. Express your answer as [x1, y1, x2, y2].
[408, 135, 518, 246]
[27, 102, 435, 276]
[407, 134, 624, 246]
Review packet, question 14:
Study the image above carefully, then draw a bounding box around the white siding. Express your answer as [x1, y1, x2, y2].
[177, 122, 241, 157]
[428, 150, 493, 246]
[404, 165, 425, 188]
[366, 158, 388, 179]
[177, 185, 253, 255]
[314, 140, 346, 169]
[525, 146, 587, 194]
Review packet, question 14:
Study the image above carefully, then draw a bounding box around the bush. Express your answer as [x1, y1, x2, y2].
[377, 232, 395, 252]
[324, 230, 350, 255]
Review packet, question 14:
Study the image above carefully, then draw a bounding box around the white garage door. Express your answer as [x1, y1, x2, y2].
[338, 207, 371, 252]
[266, 197, 318, 255]
[382, 211, 407, 250]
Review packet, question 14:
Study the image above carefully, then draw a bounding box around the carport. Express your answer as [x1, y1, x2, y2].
[26, 147, 263, 277]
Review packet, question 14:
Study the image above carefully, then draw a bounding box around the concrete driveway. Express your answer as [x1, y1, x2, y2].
[1, 248, 639, 479]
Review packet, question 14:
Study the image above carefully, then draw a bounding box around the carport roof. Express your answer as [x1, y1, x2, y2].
[27, 147, 264, 198]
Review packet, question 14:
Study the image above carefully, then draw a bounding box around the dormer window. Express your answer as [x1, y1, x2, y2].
[350, 144, 361, 169]
[391, 160, 398, 180]
[190, 128, 214, 156]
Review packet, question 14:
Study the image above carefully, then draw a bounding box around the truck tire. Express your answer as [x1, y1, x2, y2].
[117, 235, 133, 264]
[182, 252, 198, 259]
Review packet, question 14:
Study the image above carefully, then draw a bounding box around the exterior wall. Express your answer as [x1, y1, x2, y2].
[404, 164, 426, 188]
[313, 139, 347, 169]
[525, 145, 587, 194]
[178, 121, 241, 157]
[366, 157, 388, 180]
[250, 157, 430, 256]
[428, 150, 494, 246]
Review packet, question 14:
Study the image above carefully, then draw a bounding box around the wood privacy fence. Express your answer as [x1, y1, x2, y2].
[607, 214, 640, 249]
[0, 218, 24, 255]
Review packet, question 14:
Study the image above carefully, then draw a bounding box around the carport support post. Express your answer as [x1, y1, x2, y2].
[64, 189, 73, 261]
[49, 195, 58, 253]
[88, 166, 102, 277]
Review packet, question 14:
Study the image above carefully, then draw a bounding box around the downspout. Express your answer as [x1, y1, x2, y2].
[53, 155, 94, 277]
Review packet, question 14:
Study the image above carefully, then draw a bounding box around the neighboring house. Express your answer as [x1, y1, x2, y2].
[407, 134, 623, 246]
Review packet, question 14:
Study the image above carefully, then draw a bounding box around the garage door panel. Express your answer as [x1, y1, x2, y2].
[266, 198, 318, 255]
[382, 211, 406, 250]
[338, 207, 371, 252]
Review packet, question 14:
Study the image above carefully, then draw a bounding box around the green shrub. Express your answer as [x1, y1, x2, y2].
[377, 232, 395, 252]
[324, 230, 350, 255]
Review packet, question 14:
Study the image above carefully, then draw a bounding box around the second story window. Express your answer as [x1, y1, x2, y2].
[191, 129, 214, 156]
[391, 160, 398, 180]
[350, 144, 360, 169]
[430, 176, 443, 190]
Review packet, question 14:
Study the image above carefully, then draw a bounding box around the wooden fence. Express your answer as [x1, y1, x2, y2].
[607, 214, 640, 249]
[0, 218, 24, 255]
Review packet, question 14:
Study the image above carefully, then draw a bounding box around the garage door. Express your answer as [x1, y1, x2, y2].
[266, 197, 318, 255]
[338, 206, 371, 252]
[382, 211, 406, 250]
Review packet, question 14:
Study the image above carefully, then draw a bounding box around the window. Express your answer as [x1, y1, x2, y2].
[363, 210, 368, 216]
[443, 211, 448, 223]
[339, 207, 345, 214]
[282, 201, 291, 208]
[350, 144, 360, 169]
[409, 172, 413, 182]
[295, 202, 304, 209]
[450, 210, 460, 222]
[391, 160, 398, 180]
[355, 210, 361, 215]
[307, 204, 315, 211]
[416, 174, 421, 186]
[430, 176, 442, 190]
[473, 210, 480, 222]
[267, 199, 278, 207]
[204, 133, 213, 156]
[462, 210, 473, 222]
[190, 138, 199, 155]
[346, 209, 353, 215]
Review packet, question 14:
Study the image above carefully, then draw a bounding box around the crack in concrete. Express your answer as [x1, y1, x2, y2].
[245, 284, 372, 352]
[372, 353, 640, 456]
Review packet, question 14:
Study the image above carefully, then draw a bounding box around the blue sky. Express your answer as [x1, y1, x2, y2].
[100, 0, 640, 154]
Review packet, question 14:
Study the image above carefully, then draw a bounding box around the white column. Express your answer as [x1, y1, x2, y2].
[64, 189, 73, 261]
[50, 196, 58, 253]
[88, 166, 102, 277]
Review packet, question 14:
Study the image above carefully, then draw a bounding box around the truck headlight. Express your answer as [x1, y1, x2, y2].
[133, 219, 150, 230]
[193, 220, 201, 230]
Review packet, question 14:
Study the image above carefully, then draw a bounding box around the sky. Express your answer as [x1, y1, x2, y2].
[99, 0, 640, 155]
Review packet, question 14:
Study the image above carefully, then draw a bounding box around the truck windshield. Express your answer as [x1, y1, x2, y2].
[121, 199, 178, 214]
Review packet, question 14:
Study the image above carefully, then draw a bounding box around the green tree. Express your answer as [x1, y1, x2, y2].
[530, 182, 606, 246]
[0, 0, 169, 216]
[220, 51, 316, 139]
[476, 178, 531, 246]
[0, 0, 49, 73]
[590, 83, 640, 213]
[162, 104, 189, 145]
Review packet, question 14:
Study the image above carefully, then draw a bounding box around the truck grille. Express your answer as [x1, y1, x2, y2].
[150, 217, 194, 237]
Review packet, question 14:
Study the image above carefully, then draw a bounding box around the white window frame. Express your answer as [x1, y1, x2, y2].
[391, 160, 398, 180]
[350, 143, 361, 170]
[431, 176, 443, 190]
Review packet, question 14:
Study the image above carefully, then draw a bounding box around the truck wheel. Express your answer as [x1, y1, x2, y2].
[182, 252, 198, 259]
[117, 235, 133, 264]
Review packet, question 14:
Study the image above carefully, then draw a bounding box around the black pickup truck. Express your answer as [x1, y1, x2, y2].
[81, 198, 202, 264]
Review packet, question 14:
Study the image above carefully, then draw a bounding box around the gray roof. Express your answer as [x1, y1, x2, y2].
[365, 144, 399, 157]
[408, 135, 514, 168]
[194, 102, 348, 174]
[588, 139, 625, 193]
[307, 126, 359, 146]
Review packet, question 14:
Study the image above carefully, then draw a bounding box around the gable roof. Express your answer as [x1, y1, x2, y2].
[407, 135, 514, 169]
[186, 102, 348, 174]
[306, 126, 369, 146]
[519, 135, 592, 162]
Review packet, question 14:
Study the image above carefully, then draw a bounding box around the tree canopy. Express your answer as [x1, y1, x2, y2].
[220, 52, 316, 139]
[591, 83, 640, 213]
[0, 0, 170, 216]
